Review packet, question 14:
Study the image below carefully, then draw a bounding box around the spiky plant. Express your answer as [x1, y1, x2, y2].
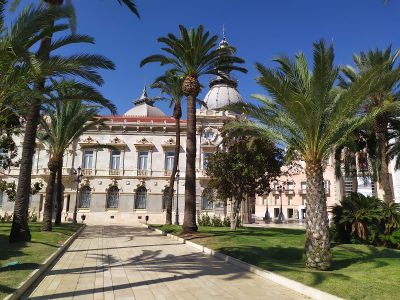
[38, 97, 108, 231]
[224, 40, 388, 270]
[151, 71, 184, 225]
[141, 25, 247, 233]
[9, 3, 116, 243]
[340, 46, 400, 203]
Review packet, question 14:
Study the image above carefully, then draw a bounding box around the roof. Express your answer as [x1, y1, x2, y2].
[101, 115, 187, 124]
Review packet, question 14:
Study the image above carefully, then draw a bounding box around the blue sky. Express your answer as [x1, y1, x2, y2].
[13, 0, 400, 116]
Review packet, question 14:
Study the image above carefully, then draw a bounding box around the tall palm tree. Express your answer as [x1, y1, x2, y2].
[39, 99, 106, 231]
[340, 46, 400, 203]
[9, 4, 116, 243]
[225, 40, 386, 270]
[151, 71, 184, 225]
[8, 0, 139, 243]
[141, 25, 247, 233]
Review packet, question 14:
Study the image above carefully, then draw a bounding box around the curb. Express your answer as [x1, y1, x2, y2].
[4, 224, 86, 300]
[144, 224, 342, 300]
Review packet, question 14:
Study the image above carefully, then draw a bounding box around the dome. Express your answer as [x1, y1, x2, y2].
[203, 83, 243, 110]
[123, 104, 166, 117]
[123, 85, 166, 117]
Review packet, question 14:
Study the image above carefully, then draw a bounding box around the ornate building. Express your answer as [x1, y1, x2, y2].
[0, 35, 246, 225]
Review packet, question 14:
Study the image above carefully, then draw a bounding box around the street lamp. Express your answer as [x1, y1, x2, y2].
[72, 166, 83, 224]
[276, 184, 286, 224]
[264, 188, 271, 224]
[174, 169, 180, 225]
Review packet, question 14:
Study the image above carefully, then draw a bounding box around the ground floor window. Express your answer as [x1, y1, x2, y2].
[0, 192, 3, 208]
[202, 189, 214, 210]
[287, 208, 294, 218]
[79, 186, 91, 208]
[107, 186, 119, 209]
[135, 186, 147, 209]
[162, 187, 171, 210]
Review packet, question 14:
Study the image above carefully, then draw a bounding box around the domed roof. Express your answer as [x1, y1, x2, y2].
[123, 86, 166, 117]
[123, 104, 166, 117]
[203, 82, 243, 110]
[202, 30, 244, 111]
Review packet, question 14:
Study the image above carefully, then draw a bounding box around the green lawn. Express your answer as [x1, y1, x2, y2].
[0, 222, 82, 299]
[153, 225, 400, 300]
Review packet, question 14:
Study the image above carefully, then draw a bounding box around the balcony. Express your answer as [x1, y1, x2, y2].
[82, 168, 93, 176]
[137, 169, 148, 177]
[164, 170, 172, 176]
[285, 189, 295, 195]
[109, 169, 120, 176]
[298, 189, 307, 195]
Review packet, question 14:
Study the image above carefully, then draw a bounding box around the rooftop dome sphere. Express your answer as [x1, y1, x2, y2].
[203, 82, 243, 110]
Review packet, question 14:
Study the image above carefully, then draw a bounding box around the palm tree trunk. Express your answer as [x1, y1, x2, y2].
[42, 157, 59, 231]
[8, 99, 41, 242]
[9, 5, 56, 242]
[166, 117, 181, 225]
[54, 158, 63, 225]
[375, 117, 393, 203]
[305, 161, 331, 270]
[182, 94, 198, 233]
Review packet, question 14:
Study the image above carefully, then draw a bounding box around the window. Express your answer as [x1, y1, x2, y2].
[162, 187, 171, 210]
[165, 152, 174, 171]
[324, 180, 330, 193]
[202, 193, 213, 210]
[83, 150, 93, 169]
[79, 186, 91, 208]
[205, 131, 214, 140]
[300, 181, 307, 193]
[287, 181, 294, 191]
[110, 150, 121, 170]
[138, 152, 148, 170]
[0, 192, 3, 208]
[135, 186, 147, 209]
[288, 195, 293, 205]
[106, 186, 119, 209]
[273, 182, 279, 191]
[203, 152, 211, 169]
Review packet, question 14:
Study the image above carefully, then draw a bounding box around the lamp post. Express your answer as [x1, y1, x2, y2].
[276, 184, 286, 224]
[174, 169, 180, 225]
[72, 166, 83, 224]
[264, 188, 271, 224]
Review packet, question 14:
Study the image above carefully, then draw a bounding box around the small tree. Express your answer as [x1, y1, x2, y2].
[205, 135, 283, 230]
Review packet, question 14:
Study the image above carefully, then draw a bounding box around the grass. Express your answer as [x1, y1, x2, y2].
[152, 225, 400, 300]
[0, 222, 82, 299]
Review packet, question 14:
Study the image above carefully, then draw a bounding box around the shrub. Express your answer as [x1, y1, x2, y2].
[381, 229, 400, 249]
[211, 215, 223, 227]
[331, 192, 400, 248]
[197, 213, 212, 226]
[223, 216, 231, 227]
[28, 208, 38, 222]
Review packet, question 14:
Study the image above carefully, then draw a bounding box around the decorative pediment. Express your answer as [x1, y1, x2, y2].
[134, 137, 153, 150]
[108, 137, 126, 149]
[161, 138, 176, 149]
[78, 136, 98, 148]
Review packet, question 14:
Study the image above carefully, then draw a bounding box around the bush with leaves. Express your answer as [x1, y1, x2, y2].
[331, 193, 400, 248]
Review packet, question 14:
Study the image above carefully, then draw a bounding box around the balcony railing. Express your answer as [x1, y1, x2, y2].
[82, 168, 93, 176]
[164, 170, 172, 176]
[109, 169, 120, 176]
[137, 169, 148, 177]
[298, 189, 307, 195]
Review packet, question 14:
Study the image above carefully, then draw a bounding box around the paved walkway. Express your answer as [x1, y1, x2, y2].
[27, 225, 307, 299]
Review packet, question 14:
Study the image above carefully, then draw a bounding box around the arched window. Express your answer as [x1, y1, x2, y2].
[135, 186, 147, 209]
[162, 187, 171, 210]
[107, 186, 119, 209]
[79, 186, 91, 208]
[202, 188, 214, 210]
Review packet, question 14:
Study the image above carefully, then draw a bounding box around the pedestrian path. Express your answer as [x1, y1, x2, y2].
[27, 225, 307, 299]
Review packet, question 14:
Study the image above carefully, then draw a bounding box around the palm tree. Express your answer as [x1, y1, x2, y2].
[340, 46, 400, 203]
[9, 4, 116, 243]
[141, 25, 247, 233]
[39, 98, 107, 231]
[151, 71, 184, 225]
[225, 40, 386, 270]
